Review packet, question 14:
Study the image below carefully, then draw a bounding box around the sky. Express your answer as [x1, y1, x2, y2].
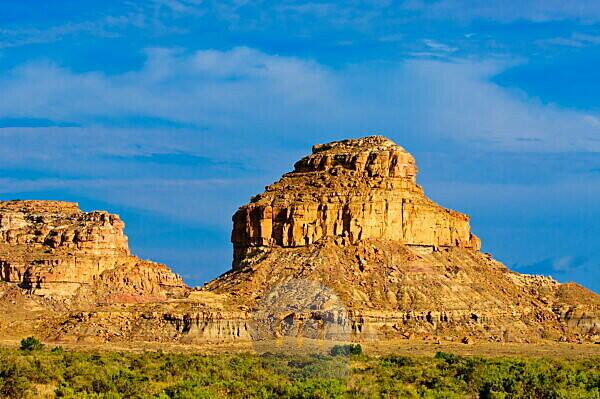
[0, 0, 598, 292]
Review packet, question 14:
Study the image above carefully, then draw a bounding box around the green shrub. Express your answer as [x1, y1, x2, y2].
[0, 363, 32, 399]
[0, 345, 598, 398]
[19, 336, 44, 351]
[329, 344, 362, 356]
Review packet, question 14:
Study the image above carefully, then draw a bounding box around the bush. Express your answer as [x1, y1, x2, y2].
[0, 364, 32, 399]
[19, 336, 44, 351]
[0, 345, 598, 398]
[329, 344, 362, 356]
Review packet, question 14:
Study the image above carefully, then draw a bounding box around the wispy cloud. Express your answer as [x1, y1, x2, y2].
[0, 175, 261, 226]
[0, 13, 146, 49]
[0, 117, 80, 128]
[378, 34, 404, 43]
[411, 0, 600, 23]
[515, 256, 589, 274]
[539, 33, 600, 48]
[0, 47, 598, 154]
[0, 48, 335, 135]
[153, 0, 206, 15]
[513, 256, 595, 290]
[232, 1, 600, 25]
[423, 39, 458, 53]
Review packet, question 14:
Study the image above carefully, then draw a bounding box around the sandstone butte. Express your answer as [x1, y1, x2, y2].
[0, 136, 598, 347]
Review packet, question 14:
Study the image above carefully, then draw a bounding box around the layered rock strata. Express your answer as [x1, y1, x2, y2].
[0, 200, 187, 300]
[210, 136, 600, 343]
[0, 137, 598, 347]
[232, 136, 480, 269]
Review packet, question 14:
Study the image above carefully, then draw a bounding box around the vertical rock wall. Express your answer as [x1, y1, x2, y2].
[0, 200, 187, 300]
[231, 136, 480, 269]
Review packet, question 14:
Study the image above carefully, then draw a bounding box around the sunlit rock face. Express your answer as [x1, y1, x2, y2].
[231, 136, 480, 270]
[204, 136, 600, 344]
[0, 200, 129, 256]
[0, 200, 187, 300]
[0, 138, 598, 346]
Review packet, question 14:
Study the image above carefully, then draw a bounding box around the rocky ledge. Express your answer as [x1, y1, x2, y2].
[0, 200, 187, 301]
[209, 136, 600, 344]
[0, 137, 598, 346]
[232, 136, 480, 270]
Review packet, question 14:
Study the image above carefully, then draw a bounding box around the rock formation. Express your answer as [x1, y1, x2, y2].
[208, 136, 600, 343]
[232, 136, 480, 269]
[0, 200, 187, 301]
[0, 136, 598, 348]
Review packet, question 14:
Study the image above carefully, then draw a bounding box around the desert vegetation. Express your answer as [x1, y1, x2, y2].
[0, 341, 598, 398]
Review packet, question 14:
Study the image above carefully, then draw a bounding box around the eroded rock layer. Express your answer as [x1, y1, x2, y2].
[0, 200, 187, 301]
[210, 136, 600, 344]
[232, 136, 480, 270]
[0, 136, 598, 348]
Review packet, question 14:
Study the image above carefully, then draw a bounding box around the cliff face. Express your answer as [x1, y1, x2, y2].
[209, 136, 600, 344]
[0, 200, 129, 257]
[0, 137, 598, 347]
[232, 136, 480, 270]
[0, 200, 187, 301]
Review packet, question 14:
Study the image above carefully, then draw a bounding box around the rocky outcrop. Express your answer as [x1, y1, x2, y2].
[0, 200, 129, 256]
[0, 137, 598, 348]
[0, 200, 187, 300]
[87, 259, 189, 304]
[211, 136, 600, 344]
[232, 136, 480, 270]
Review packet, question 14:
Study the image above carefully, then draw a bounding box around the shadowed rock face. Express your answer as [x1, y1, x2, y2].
[0, 200, 187, 301]
[232, 136, 480, 270]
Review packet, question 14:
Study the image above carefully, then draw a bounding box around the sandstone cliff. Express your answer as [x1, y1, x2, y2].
[208, 136, 600, 344]
[232, 136, 480, 270]
[0, 200, 187, 301]
[0, 137, 598, 348]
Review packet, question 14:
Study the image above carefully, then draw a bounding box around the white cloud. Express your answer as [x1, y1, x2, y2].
[0, 48, 338, 138]
[551, 256, 586, 272]
[203, 1, 600, 26]
[423, 39, 458, 53]
[154, 0, 206, 15]
[0, 47, 598, 154]
[3, 1, 599, 53]
[584, 115, 600, 127]
[0, 13, 146, 49]
[412, 0, 600, 23]
[539, 33, 600, 48]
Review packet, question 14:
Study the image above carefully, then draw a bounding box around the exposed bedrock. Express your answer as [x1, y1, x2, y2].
[0, 200, 187, 301]
[0, 136, 598, 346]
[232, 136, 480, 270]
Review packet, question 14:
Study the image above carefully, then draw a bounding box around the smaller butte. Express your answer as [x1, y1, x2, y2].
[0, 200, 187, 301]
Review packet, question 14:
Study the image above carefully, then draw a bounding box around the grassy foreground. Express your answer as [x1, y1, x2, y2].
[1, 343, 599, 399]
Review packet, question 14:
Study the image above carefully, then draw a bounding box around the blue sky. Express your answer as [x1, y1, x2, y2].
[0, 0, 598, 291]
